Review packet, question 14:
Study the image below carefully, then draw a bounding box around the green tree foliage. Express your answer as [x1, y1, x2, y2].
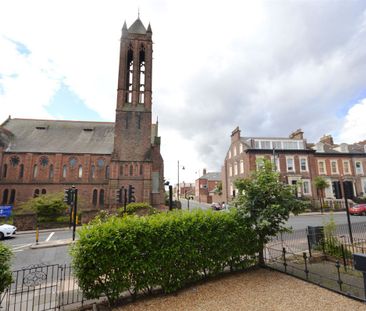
[0, 243, 12, 294]
[314, 176, 330, 213]
[233, 159, 305, 264]
[213, 181, 223, 195]
[70, 209, 258, 304]
[18, 192, 68, 221]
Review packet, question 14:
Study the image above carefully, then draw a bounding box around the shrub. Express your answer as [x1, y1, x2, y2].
[70, 209, 258, 304]
[18, 192, 68, 221]
[0, 243, 12, 294]
[117, 202, 156, 216]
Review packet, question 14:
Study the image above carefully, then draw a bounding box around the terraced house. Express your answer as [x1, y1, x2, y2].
[0, 17, 165, 210]
[222, 127, 366, 203]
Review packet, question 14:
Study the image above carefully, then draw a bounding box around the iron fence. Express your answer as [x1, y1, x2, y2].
[0, 264, 97, 311]
[265, 246, 366, 302]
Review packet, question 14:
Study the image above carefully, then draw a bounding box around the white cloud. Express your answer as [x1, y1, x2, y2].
[1, 0, 366, 184]
[339, 98, 366, 143]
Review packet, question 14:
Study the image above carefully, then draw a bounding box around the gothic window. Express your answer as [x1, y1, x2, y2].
[2, 189, 9, 204]
[97, 159, 105, 168]
[92, 189, 98, 206]
[140, 164, 143, 175]
[62, 165, 67, 178]
[34, 189, 40, 198]
[3, 164, 7, 178]
[40, 156, 49, 167]
[91, 165, 95, 179]
[78, 165, 83, 178]
[129, 164, 133, 176]
[99, 189, 105, 206]
[105, 165, 110, 179]
[41, 189, 47, 195]
[139, 45, 145, 104]
[69, 157, 77, 168]
[125, 44, 133, 103]
[33, 165, 38, 178]
[10, 156, 20, 166]
[9, 189, 16, 204]
[49, 165, 54, 179]
[19, 164, 24, 179]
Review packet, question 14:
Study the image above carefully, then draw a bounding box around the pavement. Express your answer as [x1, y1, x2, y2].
[30, 238, 75, 249]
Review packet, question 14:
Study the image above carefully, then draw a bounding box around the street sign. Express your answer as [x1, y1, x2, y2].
[0, 205, 13, 217]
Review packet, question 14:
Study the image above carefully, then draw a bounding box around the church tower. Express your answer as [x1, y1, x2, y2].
[111, 17, 163, 206]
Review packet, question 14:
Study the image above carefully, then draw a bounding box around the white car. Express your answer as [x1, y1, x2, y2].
[0, 224, 17, 239]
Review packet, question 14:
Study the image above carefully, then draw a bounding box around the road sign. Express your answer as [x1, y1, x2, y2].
[0, 205, 13, 217]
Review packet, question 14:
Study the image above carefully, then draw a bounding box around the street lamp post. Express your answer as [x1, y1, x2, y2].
[340, 176, 353, 244]
[177, 160, 185, 200]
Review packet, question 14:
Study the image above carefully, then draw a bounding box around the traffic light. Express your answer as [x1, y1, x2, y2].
[115, 188, 122, 204]
[128, 185, 135, 203]
[64, 188, 72, 205]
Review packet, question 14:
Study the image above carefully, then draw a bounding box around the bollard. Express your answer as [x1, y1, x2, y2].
[36, 226, 39, 245]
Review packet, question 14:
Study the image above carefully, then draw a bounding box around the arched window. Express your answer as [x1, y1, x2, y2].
[92, 189, 98, 206]
[41, 189, 47, 195]
[3, 164, 8, 178]
[99, 189, 105, 206]
[9, 189, 16, 204]
[105, 165, 110, 179]
[62, 165, 67, 178]
[49, 165, 54, 179]
[140, 164, 143, 175]
[2, 189, 9, 204]
[34, 189, 40, 198]
[139, 45, 145, 104]
[33, 164, 38, 178]
[125, 44, 133, 103]
[91, 165, 95, 179]
[78, 165, 83, 178]
[19, 164, 24, 179]
[129, 164, 133, 176]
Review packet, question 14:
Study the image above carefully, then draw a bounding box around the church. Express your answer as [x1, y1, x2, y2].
[0, 17, 165, 210]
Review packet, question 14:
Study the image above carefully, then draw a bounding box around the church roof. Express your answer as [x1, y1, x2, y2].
[128, 18, 147, 34]
[1, 118, 115, 154]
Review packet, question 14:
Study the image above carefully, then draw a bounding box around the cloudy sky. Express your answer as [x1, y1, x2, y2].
[1, 0, 366, 185]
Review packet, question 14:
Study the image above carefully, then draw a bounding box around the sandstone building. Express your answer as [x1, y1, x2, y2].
[0, 17, 165, 209]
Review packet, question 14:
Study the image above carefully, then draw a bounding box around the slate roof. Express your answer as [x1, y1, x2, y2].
[128, 18, 147, 34]
[200, 172, 221, 181]
[1, 118, 115, 154]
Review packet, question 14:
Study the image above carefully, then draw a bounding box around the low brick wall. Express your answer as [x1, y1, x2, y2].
[13, 213, 37, 231]
[81, 210, 100, 224]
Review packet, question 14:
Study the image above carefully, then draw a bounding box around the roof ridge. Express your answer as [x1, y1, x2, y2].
[12, 118, 114, 124]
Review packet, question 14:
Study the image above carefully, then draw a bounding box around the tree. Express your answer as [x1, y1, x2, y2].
[213, 181, 223, 196]
[233, 159, 305, 265]
[0, 243, 12, 294]
[314, 176, 330, 214]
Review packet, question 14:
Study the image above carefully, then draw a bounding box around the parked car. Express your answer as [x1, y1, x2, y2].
[211, 202, 222, 210]
[0, 224, 17, 239]
[349, 204, 366, 216]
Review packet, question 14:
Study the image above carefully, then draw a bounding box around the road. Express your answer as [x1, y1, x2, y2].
[2, 203, 366, 270]
[2, 228, 73, 270]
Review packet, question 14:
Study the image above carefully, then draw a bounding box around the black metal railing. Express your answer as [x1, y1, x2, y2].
[265, 246, 365, 301]
[0, 264, 94, 311]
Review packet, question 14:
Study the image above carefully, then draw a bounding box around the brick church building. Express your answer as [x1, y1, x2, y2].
[0, 17, 165, 210]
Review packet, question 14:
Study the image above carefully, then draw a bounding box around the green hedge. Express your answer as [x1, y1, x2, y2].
[0, 243, 12, 294]
[71, 209, 258, 304]
[117, 202, 156, 216]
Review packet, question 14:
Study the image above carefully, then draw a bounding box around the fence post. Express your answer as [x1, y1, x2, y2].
[303, 252, 309, 280]
[282, 247, 287, 273]
[335, 260, 343, 291]
[306, 234, 312, 258]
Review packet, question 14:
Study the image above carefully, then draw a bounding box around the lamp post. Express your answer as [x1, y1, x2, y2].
[340, 175, 353, 244]
[177, 161, 185, 200]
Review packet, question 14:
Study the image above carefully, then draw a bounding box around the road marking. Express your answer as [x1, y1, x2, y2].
[45, 232, 55, 242]
[12, 243, 32, 250]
